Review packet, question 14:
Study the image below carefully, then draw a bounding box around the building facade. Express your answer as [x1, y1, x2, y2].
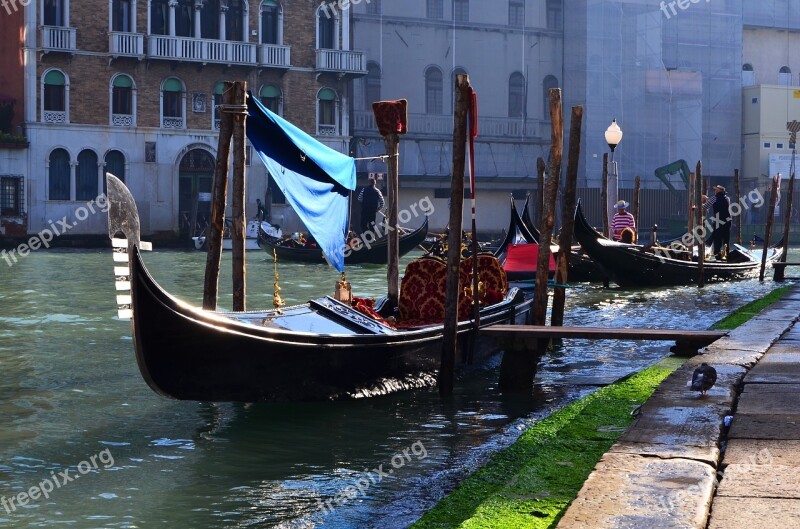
[351, 0, 564, 232]
[14, 0, 365, 238]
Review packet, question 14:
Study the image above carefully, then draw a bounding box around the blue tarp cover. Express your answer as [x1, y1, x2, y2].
[246, 94, 356, 272]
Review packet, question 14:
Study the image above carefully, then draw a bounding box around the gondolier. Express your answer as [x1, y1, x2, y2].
[611, 200, 636, 241]
[358, 176, 385, 234]
[702, 185, 731, 259]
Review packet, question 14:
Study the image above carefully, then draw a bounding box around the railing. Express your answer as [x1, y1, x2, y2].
[162, 116, 184, 129]
[43, 110, 67, 124]
[40, 26, 76, 52]
[352, 111, 541, 139]
[147, 35, 256, 65]
[317, 124, 338, 136]
[316, 49, 367, 74]
[258, 44, 291, 68]
[112, 114, 133, 127]
[109, 32, 144, 57]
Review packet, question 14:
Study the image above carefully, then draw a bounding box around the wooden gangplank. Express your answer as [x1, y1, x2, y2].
[772, 262, 800, 281]
[771, 262, 800, 268]
[484, 324, 727, 356]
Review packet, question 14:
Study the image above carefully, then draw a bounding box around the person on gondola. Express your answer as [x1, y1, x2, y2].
[255, 198, 266, 222]
[358, 175, 385, 234]
[702, 185, 731, 260]
[611, 200, 636, 241]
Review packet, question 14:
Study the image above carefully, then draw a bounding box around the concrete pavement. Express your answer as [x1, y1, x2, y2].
[556, 285, 800, 528]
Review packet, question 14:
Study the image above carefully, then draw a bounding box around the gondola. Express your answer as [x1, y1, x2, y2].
[257, 217, 428, 265]
[106, 174, 532, 402]
[573, 200, 784, 287]
[492, 196, 603, 282]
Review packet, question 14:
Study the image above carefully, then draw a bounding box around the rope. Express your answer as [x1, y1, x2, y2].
[219, 104, 248, 115]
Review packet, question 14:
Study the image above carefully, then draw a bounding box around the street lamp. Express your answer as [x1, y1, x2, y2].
[605, 119, 623, 230]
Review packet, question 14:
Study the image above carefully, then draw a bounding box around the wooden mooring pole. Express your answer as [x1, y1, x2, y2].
[695, 161, 705, 288]
[500, 88, 562, 393]
[551, 105, 582, 328]
[761, 174, 780, 281]
[775, 160, 795, 281]
[384, 132, 400, 308]
[601, 153, 609, 238]
[231, 81, 247, 312]
[203, 81, 235, 310]
[734, 169, 742, 245]
[439, 73, 471, 397]
[536, 157, 546, 228]
[632, 175, 640, 243]
[688, 171, 695, 247]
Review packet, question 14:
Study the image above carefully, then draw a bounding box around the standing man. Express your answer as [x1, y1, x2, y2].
[611, 200, 636, 241]
[357, 175, 385, 234]
[255, 198, 266, 222]
[702, 184, 731, 259]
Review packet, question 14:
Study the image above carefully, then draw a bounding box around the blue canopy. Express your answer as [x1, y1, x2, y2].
[246, 94, 356, 272]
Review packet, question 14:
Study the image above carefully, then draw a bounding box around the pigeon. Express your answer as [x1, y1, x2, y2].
[691, 363, 717, 397]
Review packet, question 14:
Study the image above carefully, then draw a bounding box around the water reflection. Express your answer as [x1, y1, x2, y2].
[0, 248, 793, 528]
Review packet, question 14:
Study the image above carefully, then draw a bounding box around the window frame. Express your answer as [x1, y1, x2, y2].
[316, 87, 338, 136]
[260, 0, 283, 45]
[48, 148, 71, 201]
[0, 176, 24, 217]
[508, 0, 524, 27]
[42, 69, 69, 124]
[161, 77, 186, 129]
[425, 66, 444, 115]
[427, 0, 443, 19]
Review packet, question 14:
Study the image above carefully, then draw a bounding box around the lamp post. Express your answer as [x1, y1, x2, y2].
[605, 119, 623, 228]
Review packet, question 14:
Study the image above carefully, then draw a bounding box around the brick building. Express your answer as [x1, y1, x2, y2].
[13, 0, 365, 238]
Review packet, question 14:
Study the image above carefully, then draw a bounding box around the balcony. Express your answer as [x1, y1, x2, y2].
[40, 26, 76, 53]
[316, 49, 367, 77]
[112, 114, 134, 127]
[162, 116, 184, 129]
[110, 32, 144, 58]
[43, 110, 67, 124]
[353, 111, 541, 139]
[258, 44, 291, 68]
[147, 35, 257, 65]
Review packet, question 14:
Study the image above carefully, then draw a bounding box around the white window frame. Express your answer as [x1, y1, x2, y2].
[258, 0, 283, 45]
[41, 68, 70, 124]
[41, 0, 70, 27]
[316, 4, 340, 50]
[109, 73, 137, 127]
[160, 77, 187, 130]
[316, 87, 339, 136]
[109, 0, 137, 33]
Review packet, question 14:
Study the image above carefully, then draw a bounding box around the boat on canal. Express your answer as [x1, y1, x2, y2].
[573, 201, 784, 287]
[257, 217, 428, 265]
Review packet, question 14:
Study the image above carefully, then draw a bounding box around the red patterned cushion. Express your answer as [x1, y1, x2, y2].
[399, 257, 448, 323]
[352, 296, 395, 329]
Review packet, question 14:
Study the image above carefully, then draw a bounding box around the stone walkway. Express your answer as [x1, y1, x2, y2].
[556, 285, 800, 528]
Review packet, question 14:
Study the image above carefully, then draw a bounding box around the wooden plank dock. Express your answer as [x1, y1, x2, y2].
[485, 325, 727, 356]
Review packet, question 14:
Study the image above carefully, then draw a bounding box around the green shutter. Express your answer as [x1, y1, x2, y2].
[319, 88, 336, 101]
[44, 70, 65, 86]
[214, 82, 225, 95]
[163, 78, 182, 92]
[260, 85, 280, 98]
[113, 75, 133, 88]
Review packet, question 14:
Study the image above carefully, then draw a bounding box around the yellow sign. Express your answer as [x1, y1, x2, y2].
[793, 89, 800, 98]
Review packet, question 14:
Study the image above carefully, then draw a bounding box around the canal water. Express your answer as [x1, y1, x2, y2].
[0, 248, 792, 528]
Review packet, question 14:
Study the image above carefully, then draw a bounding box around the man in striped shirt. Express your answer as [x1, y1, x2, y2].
[611, 200, 636, 242]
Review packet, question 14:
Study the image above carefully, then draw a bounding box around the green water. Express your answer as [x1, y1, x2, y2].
[0, 247, 791, 528]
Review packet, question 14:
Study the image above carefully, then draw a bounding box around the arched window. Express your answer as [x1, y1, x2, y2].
[43, 69, 68, 123]
[509, 72, 526, 118]
[212, 81, 224, 130]
[77, 149, 99, 201]
[226, 0, 245, 41]
[317, 88, 337, 135]
[318, 5, 336, 49]
[742, 63, 755, 86]
[542, 75, 559, 119]
[150, 0, 168, 35]
[201, 0, 220, 39]
[425, 67, 443, 115]
[161, 77, 185, 128]
[508, 0, 524, 26]
[260, 0, 282, 44]
[260, 84, 282, 115]
[111, 74, 134, 126]
[365, 62, 381, 108]
[48, 148, 70, 200]
[779, 66, 792, 86]
[112, 0, 133, 32]
[105, 150, 126, 185]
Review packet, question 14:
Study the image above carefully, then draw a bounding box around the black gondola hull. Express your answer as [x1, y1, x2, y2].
[573, 201, 783, 287]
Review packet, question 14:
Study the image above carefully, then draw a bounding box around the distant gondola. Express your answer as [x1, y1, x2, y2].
[257, 217, 428, 265]
[573, 200, 784, 287]
[106, 174, 532, 402]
